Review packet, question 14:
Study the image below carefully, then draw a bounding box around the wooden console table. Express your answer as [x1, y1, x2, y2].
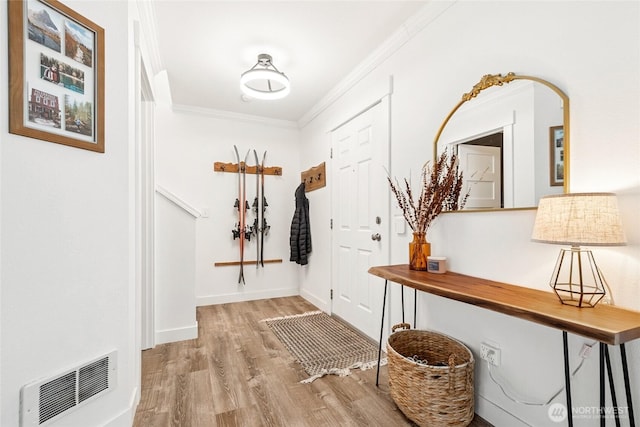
[369, 264, 640, 427]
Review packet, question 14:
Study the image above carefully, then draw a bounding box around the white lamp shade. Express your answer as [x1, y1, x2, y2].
[531, 193, 626, 246]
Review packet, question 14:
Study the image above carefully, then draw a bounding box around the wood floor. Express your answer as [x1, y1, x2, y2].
[133, 296, 492, 427]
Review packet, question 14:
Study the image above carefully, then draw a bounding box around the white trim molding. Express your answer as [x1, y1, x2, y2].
[134, 0, 163, 76]
[155, 322, 199, 345]
[197, 287, 299, 307]
[172, 104, 299, 130]
[155, 186, 202, 218]
[298, 1, 456, 128]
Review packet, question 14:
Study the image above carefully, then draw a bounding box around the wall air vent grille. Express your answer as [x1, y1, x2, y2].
[78, 358, 110, 403]
[20, 350, 117, 427]
[39, 372, 76, 424]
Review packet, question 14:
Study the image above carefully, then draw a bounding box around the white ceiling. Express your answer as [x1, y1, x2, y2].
[151, 1, 428, 123]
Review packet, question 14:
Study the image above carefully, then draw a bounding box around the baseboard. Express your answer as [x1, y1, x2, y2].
[155, 322, 198, 345]
[196, 287, 299, 306]
[101, 387, 138, 427]
[130, 384, 140, 421]
[299, 288, 329, 312]
[476, 393, 530, 427]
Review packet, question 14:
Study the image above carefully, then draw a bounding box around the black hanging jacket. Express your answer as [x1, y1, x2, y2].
[289, 183, 312, 265]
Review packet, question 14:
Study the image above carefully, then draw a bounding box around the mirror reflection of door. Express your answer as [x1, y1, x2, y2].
[458, 132, 503, 209]
[435, 76, 567, 210]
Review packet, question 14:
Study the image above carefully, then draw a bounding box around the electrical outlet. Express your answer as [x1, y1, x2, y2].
[480, 342, 501, 366]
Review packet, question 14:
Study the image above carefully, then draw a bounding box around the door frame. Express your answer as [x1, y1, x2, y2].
[134, 22, 156, 351]
[447, 123, 514, 209]
[139, 74, 155, 350]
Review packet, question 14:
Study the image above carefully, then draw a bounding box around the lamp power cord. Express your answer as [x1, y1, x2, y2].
[485, 341, 596, 407]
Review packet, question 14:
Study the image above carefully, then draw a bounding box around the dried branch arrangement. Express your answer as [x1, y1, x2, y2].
[388, 150, 469, 233]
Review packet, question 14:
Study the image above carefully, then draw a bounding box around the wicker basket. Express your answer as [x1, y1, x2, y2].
[387, 323, 475, 427]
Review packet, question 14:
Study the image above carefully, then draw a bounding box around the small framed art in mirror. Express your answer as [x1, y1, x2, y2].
[549, 125, 564, 187]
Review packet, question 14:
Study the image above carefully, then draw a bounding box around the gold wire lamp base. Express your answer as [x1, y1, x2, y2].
[550, 247, 608, 308]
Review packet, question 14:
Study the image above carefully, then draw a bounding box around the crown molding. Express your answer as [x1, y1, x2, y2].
[298, 1, 456, 129]
[172, 104, 299, 129]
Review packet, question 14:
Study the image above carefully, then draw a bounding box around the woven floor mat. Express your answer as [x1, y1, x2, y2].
[263, 310, 387, 383]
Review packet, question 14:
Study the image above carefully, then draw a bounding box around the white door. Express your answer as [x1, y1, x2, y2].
[459, 144, 502, 209]
[331, 100, 389, 340]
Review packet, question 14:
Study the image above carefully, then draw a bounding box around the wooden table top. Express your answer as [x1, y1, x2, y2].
[368, 264, 640, 345]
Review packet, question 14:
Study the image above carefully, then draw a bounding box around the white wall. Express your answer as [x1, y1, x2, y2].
[154, 193, 198, 344]
[0, 1, 138, 426]
[299, 1, 640, 426]
[155, 106, 303, 306]
[533, 83, 565, 202]
[3, 1, 634, 426]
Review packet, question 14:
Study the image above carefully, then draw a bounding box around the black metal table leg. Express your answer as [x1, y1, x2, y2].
[600, 343, 606, 427]
[413, 289, 417, 327]
[604, 345, 621, 427]
[401, 285, 405, 324]
[563, 331, 574, 427]
[620, 344, 636, 427]
[376, 280, 388, 387]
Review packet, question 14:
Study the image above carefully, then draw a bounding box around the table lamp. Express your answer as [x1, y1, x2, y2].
[531, 193, 626, 307]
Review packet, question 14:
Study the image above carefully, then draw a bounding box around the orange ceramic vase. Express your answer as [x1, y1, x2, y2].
[409, 232, 431, 270]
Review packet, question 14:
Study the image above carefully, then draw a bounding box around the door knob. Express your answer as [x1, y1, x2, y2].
[371, 233, 381, 241]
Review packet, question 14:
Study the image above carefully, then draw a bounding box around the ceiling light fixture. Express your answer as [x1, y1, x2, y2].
[240, 54, 290, 100]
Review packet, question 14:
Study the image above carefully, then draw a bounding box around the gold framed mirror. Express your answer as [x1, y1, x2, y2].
[433, 72, 569, 212]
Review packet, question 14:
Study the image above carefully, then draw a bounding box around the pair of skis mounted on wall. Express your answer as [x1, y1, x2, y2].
[233, 145, 270, 284]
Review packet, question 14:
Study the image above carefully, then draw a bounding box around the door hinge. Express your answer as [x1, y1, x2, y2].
[330, 147, 333, 159]
[330, 218, 333, 229]
[330, 289, 333, 300]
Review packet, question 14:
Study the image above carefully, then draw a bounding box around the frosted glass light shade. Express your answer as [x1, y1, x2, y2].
[240, 68, 290, 100]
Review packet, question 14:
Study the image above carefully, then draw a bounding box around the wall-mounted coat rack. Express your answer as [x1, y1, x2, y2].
[301, 162, 325, 192]
[214, 162, 282, 176]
